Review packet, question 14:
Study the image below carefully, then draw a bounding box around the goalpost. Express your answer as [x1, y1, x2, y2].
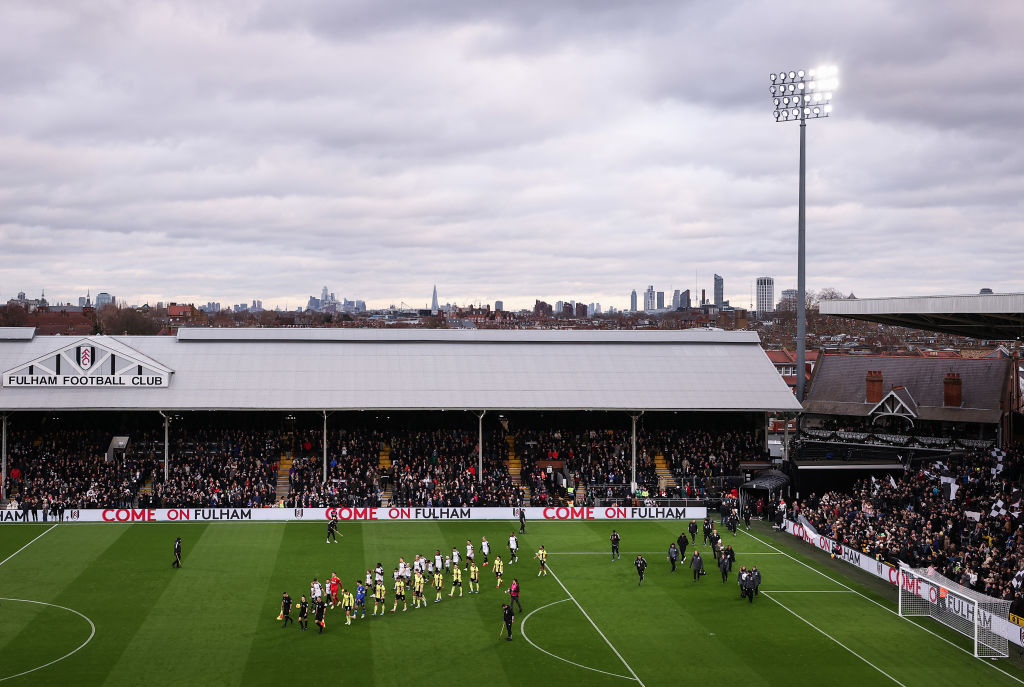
[898, 566, 1010, 658]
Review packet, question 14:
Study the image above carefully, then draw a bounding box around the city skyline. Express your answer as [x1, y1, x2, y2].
[1, 3, 1022, 311]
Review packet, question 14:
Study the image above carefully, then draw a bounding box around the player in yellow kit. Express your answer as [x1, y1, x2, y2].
[373, 580, 387, 616]
[342, 587, 355, 625]
[391, 577, 407, 613]
[433, 569, 444, 602]
[468, 561, 480, 593]
[534, 545, 548, 576]
[493, 555, 505, 588]
[413, 571, 426, 608]
[449, 565, 463, 597]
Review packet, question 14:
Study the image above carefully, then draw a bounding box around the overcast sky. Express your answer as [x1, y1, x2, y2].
[1, 1, 1022, 311]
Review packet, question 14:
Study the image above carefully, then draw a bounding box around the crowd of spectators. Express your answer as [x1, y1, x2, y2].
[139, 429, 282, 508]
[4, 420, 762, 511]
[664, 428, 764, 492]
[4, 427, 147, 511]
[515, 428, 656, 504]
[511, 427, 761, 504]
[284, 432, 383, 508]
[386, 429, 520, 507]
[794, 447, 1024, 603]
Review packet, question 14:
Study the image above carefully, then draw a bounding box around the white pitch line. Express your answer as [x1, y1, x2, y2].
[547, 551, 782, 556]
[763, 592, 907, 686]
[0, 597, 96, 682]
[520, 598, 634, 681]
[763, 590, 855, 593]
[0, 524, 57, 569]
[547, 563, 645, 687]
[742, 529, 1024, 686]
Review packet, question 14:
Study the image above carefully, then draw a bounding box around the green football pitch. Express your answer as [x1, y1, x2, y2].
[1, 519, 1023, 686]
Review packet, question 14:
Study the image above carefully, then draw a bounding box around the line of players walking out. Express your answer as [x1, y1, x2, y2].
[278, 521, 545, 634]
[625, 513, 762, 600]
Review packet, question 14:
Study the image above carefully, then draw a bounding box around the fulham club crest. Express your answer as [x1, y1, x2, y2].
[294, 509, 304, 519]
[78, 346, 93, 370]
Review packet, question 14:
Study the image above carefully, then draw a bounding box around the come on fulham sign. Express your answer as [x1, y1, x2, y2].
[3, 337, 173, 388]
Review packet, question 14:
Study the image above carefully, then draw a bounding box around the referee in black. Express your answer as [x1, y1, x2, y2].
[502, 603, 515, 640]
[315, 598, 327, 633]
[326, 516, 340, 544]
[281, 592, 293, 627]
[172, 537, 182, 568]
[519, 507, 526, 534]
[610, 530, 621, 561]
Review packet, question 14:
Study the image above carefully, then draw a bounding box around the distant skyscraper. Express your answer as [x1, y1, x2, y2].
[672, 290, 681, 309]
[96, 292, 113, 308]
[494, 300, 503, 311]
[656, 291, 664, 310]
[630, 289, 637, 312]
[714, 274, 724, 307]
[680, 289, 691, 309]
[779, 288, 798, 311]
[756, 277, 775, 314]
[431, 285, 439, 315]
[643, 285, 655, 311]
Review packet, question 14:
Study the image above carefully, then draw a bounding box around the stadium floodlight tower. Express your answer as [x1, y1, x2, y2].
[769, 66, 837, 401]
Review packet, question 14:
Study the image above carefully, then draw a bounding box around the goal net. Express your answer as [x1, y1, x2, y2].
[898, 566, 1010, 658]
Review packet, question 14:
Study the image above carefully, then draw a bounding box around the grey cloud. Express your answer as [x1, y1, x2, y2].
[0, 0, 1022, 311]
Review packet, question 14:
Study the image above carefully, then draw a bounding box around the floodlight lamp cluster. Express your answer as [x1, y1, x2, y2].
[769, 66, 838, 122]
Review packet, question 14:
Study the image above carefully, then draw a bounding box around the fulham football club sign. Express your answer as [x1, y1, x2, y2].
[3, 337, 173, 388]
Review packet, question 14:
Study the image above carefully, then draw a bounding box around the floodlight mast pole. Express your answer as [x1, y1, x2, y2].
[769, 66, 836, 401]
[797, 111, 807, 402]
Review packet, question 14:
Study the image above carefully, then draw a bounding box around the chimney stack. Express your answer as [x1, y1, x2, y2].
[944, 373, 962, 407]
[866, 370, 884, 403]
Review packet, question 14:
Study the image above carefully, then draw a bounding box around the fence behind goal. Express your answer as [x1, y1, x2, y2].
[898, 566, 1011, 658]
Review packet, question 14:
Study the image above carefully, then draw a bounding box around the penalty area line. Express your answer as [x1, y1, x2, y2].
[546, 563, 645, 686]
[0, 524, 58, 569]
[741, 528, 1024, 686]
[763, 592, 907, 686]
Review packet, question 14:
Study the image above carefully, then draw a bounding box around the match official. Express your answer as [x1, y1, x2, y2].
[281, 592, 293, 627]
[502, 603, 515, 640]
[172, 537, 182, 568]
[610, 530, 621, 561]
